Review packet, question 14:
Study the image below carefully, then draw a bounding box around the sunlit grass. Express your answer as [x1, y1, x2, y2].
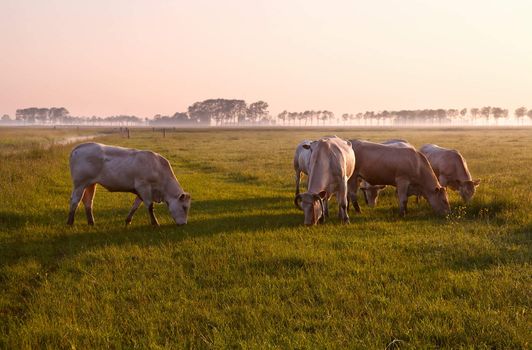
[0, 127, 530, 348]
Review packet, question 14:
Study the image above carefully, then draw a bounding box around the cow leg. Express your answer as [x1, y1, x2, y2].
[347, 176, 361, 214]
[438, 175, 448, 187]
[396, 180, 410, 217]
[295, 171, 301, 196]
[337, 180, 350, 224]
[147, 202, 159, 226]
[324, 197, 330, 218]
[67, 185, 86, 225]
[125, 196, 143, 225]
[136, 186, 159, 226]
[81, 183, 97, 225]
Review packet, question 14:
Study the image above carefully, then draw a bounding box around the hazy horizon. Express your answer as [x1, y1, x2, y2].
[1, 0, 531, 118]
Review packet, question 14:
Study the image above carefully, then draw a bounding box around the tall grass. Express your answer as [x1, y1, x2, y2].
[0, 127, 530, 348]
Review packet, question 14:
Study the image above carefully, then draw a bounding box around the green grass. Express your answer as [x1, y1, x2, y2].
[0, 127, 530, 349]
[0, 127, 111, 156]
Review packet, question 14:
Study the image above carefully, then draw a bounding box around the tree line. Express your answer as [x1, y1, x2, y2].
[8, 99, 271, 126]
[4, 102, 532, 126]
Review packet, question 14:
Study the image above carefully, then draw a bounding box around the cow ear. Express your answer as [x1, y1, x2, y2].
[302, 144, 311, 149]
[318, 190, 327, 199]
[473, 179, 481, 186]
[179, 193, 191, 201]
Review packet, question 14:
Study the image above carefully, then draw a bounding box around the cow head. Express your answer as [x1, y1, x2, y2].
[427, 186, 450, 216]
[167, 192, 191, 225]
[458, 179, 480, 203]
[359, 183, 386, 207]
[295, 191, 326, 226]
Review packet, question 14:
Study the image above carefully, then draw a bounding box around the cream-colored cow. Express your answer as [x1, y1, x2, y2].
[420, 144, 480, 202]
[67, 143, 191, 226]
[349, 140, 450, 216]
[295, 136, 355, 226]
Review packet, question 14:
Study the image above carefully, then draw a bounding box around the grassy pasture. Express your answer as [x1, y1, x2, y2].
[0, 127, 530, 349]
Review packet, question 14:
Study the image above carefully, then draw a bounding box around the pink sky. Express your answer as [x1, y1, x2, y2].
[1, 0, 531, 118]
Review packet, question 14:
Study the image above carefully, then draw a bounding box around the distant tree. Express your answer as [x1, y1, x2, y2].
[288, 112, 298, 125]
[480, 106, 491, 124]
[341, 113, 350, 125]
[515, 106, 527, 124]
[277, 111, 288, 125]
[491, 107, 504, 125]
[502, 109, 509, 123]
[1, 114, 10, 121]
[363, 111, 374, 125]
[302, 111, 312, 126]
[320, 111, 333, 125]
[527, 109, 532, 121]
[172, 112, 190, 124]
[247, 101, 269, 124]
[459, 108, 467, 124]
[49, 107, 70, 123]
[354, 113, 363, 125]
[470, 108, 479, 124]
[381, 110, 390, 125]
[188, 101, 213, 124]
[447, 109, 459, 124]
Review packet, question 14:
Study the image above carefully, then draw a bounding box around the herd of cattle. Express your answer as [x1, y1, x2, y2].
[294, 136, 480, 225]
[66, 137, 479, 227]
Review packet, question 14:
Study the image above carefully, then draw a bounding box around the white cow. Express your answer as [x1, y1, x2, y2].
[67, 142, 191, 226]
[294, 136, 355, 225]
[420, 144, 480, 202]
[293, 140, 313, 197]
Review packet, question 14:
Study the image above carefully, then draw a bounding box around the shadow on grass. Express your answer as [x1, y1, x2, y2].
[0, 196, 303, 268]
[195, 197, 286, 214]
[446, 198, 517, 223]
[0, 212, 29, 228]
[413, 224, 531, 273]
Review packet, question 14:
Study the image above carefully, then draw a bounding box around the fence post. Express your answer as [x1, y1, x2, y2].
[127, 128, 130, 139]
[163, 128, 166, 138]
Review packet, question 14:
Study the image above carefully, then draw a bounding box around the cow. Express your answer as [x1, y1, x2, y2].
[294, 136, 355, 225]
[67, 142, 191, 226]
[293, 140, 313, 197]
[348, 140, 450, 216]
[419, 144, 480, 202]
[359, 139, 418, 207]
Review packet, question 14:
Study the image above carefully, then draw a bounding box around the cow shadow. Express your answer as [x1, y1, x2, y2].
[0, 196, 303, 270]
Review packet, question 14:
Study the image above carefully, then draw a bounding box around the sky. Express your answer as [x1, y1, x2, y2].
[1, 0, 531, 118]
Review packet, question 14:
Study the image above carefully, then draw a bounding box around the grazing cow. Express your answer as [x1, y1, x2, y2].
[420, 144, 480, 202]
[348, 140, 450, 216]
[67, 142, 191, 226]
[295, 136, 355, 225]
[359, 139, 418, 207]
[293, 140, 313, 196]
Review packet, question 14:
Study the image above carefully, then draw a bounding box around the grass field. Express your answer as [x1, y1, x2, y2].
[0, 127, 530, 349]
